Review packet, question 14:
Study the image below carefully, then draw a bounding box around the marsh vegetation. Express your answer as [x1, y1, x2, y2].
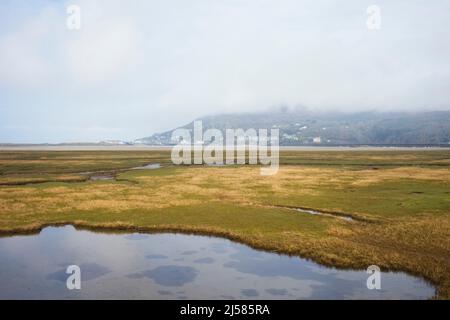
[0, 150, 449, 298]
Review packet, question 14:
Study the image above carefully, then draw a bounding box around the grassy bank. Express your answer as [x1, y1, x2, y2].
[0, 150, 449, 298]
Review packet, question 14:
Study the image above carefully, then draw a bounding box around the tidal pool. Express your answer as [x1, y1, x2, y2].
[132, 163, 161, 170]
[0, 225, 434, 299]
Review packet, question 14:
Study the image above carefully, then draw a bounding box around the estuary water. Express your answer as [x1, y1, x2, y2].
[0, 225, 434, 299]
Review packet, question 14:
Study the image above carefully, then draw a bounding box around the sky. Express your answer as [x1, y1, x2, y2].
[0, 0, 449, 143]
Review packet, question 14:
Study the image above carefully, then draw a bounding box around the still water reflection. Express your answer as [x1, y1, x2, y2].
[0, 226, 434, 299]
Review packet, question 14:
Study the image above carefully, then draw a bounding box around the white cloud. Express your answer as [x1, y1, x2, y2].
[0, 0, 449, 142]
[0, 7, 59, 87]
[65, 20, 143, 85]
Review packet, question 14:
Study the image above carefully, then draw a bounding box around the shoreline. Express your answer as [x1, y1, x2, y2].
[0, 145, 449, 151]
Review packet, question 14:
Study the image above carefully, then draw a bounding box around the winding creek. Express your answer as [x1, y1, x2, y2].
[0, 225, 434, 299]
[288, 207, 355, 221]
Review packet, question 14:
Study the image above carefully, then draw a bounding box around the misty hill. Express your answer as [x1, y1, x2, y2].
[137, 110, 450, 146]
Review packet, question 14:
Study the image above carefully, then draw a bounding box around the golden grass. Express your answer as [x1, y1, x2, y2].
[349, 167, 450, 186]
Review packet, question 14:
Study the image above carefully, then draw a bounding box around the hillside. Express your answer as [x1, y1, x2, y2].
[136, 110, 450, 146]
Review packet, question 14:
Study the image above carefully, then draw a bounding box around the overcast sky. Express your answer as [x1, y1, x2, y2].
[0, 0, 449, 143]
